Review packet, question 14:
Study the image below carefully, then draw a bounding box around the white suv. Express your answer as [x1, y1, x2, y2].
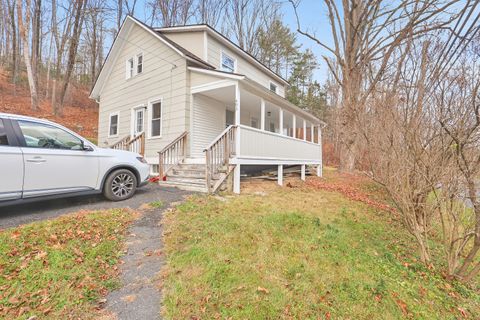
[0, 113, 150, 205]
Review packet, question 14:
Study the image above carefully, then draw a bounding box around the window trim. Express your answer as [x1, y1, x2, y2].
[136, 53, 144, 75]
[220, 50, 237, 73]
[148, 97, 163, 139]
[126, 58, 134, 79]
[108, 112, 120, 138]
[130, 105, 146, 137]
[269, 81, 278, 94]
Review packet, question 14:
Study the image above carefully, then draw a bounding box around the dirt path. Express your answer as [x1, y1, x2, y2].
[104, 194, 190, 320]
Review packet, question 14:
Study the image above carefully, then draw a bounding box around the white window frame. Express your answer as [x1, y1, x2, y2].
[269, 81, 278, 94]
[108, 112, 120, 138]
[130, 105, 145, 137]
[136, 53, 143, 75]
[220, 50, 236, 73]
[126, 58, 134, 79]
[148, 97, 163, 139]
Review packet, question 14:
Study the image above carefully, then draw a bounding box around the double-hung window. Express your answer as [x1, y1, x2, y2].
[126, 58, 134, 79]
[109, 113, 119, 137]
[150, 101, 162, 137]
[137, 53, 143, 74]
[221, 52, 236, 73]
[269, 82, 277, 93]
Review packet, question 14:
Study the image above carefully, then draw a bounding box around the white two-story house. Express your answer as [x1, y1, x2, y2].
[90, 16, 324, 193]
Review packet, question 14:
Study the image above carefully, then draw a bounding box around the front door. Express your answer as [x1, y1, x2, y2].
[133, 108, 145, 137]
[16, 120, 99, 198]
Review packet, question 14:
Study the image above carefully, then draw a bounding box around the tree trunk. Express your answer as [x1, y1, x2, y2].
[6, 0, 17, 89]
[17, 0, 39, 111]
[55, 0, 85, 115]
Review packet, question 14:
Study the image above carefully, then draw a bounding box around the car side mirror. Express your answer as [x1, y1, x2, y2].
[82, 141, 94, 151]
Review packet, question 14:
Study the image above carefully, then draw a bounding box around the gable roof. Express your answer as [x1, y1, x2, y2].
[90, 15, 213, 100]
[155, 24, 290, 86]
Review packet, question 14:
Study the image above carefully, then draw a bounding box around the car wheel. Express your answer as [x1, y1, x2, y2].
[103, 169, 137, 201]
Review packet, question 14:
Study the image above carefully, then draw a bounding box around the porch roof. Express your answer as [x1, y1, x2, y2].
[188, 67, 325, 126]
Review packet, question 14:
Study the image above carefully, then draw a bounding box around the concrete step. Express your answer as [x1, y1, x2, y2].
[158, 181, 208, 193]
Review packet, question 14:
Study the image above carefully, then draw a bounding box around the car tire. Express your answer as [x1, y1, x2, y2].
[103, 169, 137, 201]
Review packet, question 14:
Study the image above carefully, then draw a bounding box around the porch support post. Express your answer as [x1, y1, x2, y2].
[260, 98, 265, 131]
[292, 115, 296, 138]
[234, 83, 241, 125]
[301, 164, 306, 181]
[279, 108, 283, 135]
[233, 164, 241, 194]
[303, 119, 307, 141]
[278, 165, 283, 186]
[317, 126, 323, 177]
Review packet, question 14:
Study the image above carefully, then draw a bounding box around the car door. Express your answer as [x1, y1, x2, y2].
[15, 119, 100, 198]
[0, 118, 24, 201]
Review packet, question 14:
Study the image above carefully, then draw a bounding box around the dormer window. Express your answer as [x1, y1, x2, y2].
[221, 51, 236, 73]
[269, 82, 277, 93]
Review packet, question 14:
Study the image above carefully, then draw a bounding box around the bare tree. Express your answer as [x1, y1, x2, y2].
[55, 0, 87, 115]
[195, 0, 227, 28]
[290, 0, 464, 172]
[436, 60, 480, 282]
[225, 0, 277, 55]
[151, 0, 195, 27]
[17, 0, 39, 110]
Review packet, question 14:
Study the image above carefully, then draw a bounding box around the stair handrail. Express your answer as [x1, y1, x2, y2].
[109, 135, 130, 150]
[204, 125, 237, 193]
[127, 132, 145, 156]
[158, 131, 188, 179]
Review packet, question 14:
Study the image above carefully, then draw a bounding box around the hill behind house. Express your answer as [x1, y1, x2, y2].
[0, 69, 99, 140]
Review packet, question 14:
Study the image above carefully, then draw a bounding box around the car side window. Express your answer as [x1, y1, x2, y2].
[18, 120, 83, 150]
[0, 119, 8, 146]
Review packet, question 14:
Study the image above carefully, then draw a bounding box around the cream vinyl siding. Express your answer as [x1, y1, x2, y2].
[97, 23, 189, 160]
[207, 36, 286, 97]
[191, 94, 226, 157]
[162, 31, 206, 60]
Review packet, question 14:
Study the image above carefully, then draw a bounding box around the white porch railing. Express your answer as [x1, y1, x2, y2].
[236, 125, 321, 163]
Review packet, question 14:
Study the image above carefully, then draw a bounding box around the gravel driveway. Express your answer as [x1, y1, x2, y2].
[0, 184, 190, 229]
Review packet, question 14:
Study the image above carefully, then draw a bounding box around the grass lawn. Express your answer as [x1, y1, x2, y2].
[162, 171, 480, 319]
[0, 209, 136, 319]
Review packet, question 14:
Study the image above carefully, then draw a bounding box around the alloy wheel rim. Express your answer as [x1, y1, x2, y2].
[112, 173, 134, 197]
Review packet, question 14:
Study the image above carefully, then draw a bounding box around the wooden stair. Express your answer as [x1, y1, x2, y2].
[158, 163, 227, 193]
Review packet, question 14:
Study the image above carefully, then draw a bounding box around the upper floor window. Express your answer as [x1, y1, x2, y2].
[221, 52, 236, 73]
[137, 53, 143, 74]
[126, 58, 134, 79]
[269, 82, 277, 93]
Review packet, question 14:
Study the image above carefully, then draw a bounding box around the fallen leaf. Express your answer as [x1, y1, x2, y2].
[257, 287, 269, 294]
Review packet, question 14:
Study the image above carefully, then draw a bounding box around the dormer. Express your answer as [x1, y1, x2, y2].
[155, 25, 289, 98]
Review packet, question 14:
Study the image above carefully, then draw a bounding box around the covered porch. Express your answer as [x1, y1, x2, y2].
[188, 67, 324, 193]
